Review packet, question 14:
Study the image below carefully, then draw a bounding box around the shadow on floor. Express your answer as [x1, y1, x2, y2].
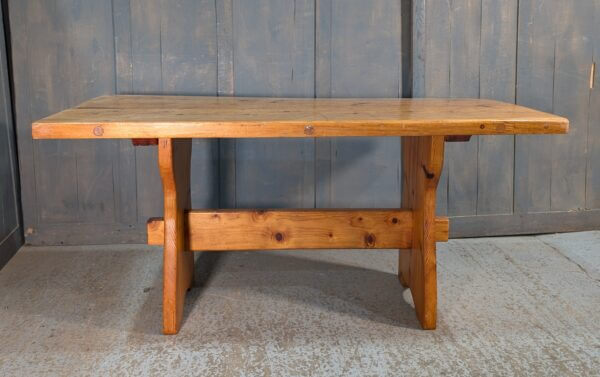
[130, 251, 419, 336]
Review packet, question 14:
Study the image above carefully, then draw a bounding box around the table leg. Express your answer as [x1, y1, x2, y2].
[158, 138, 194, 334]
[399, 136, 445, 329]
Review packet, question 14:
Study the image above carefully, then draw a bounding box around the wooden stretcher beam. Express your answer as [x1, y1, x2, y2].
[147, 210, 449, 251]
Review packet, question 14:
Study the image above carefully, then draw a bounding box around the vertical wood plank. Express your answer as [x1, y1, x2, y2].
[0, 115, 12, 239]
[75, 140, 117, 222]
[329, 138, 402, 208]
[129, 0, 164, 222]
[235, 139, 315, 208]
[10, 0, 117, 233]
[514, 0, 557, 213]
[330, 0, 402, 99]
[401, 0, 413, 98]
[477, 0, 518, 215]
[315, 0, 332, 99]
[232, 0, 315, 208]
[24, 3, 77, 224]
[216, 0, 236, 208]
[414, 0, 451, 215]
[6, 1, 36, 235]
[586, 1, 600, 209]
[160, 0, 219, 209]
[112, 0, 138, 224]
[318, 0, 403, 208]
[446, 0, 481, 217]
[314, 0, 333, 208]
[410, 0, 425, 98]
[0, 8, 19, 267]
[216, 0, 234, 97]
[0, 2, 18, 244]
[160, 0, 217, 95]
[550, 0, 594, 211]
[124, 0, 221, 218]
[59, 2, 118, 224]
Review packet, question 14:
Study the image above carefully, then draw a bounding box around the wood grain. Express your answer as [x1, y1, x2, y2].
[514, 0, 559, 214]
[587, 2, 600, 209]
[550, 0, 594, 211]
[147, 209, 449, 250]
[477, 0, 518, 216]
[158, 138, 194, 335]
[446, 0, 480, 217]
[11, 1, 117, 231]
[12, 0, 596, 248]
[412, 0, 451, 216]
[399, 136, 445, 329]
[230, 0, 315, 210]
[315, 0, 404, 209]
[32, 96, 568, 139]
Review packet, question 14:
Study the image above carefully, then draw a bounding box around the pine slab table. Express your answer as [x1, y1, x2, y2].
[33, 95, 568, 334]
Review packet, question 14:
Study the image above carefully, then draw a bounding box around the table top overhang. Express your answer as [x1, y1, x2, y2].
[32, 95, 568, 139]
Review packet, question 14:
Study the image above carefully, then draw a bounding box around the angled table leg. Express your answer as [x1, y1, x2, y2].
[158, 138, 194, 334]
[399, 136, 445, 329]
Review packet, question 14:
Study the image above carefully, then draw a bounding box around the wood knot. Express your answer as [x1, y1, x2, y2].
[364, 233, 376, 247]
[93, 126, 104, 136]
[422, 165, 435, 179]
[392, 217, 398, 224]
[251, 210, 268, 221]
[480, 124, 485, 129]
[274, 232, 284, 242]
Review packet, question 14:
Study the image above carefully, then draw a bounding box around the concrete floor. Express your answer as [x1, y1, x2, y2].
[0, 232, 599, 376]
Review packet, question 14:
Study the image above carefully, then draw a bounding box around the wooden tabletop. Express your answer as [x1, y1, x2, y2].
[32, 95, 568, 139]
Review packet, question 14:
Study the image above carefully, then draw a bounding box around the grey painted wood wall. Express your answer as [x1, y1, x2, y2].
[413, 0, 600, 236]
[0, 3, 22, 267]
[8, 0, 600, 246]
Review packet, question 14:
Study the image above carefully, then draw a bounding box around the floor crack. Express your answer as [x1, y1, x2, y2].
[536, 237, 600, 284]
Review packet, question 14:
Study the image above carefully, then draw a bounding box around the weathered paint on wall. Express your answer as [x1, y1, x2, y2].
[413, 0, 600, 236]
[8, 0, 600, 245]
